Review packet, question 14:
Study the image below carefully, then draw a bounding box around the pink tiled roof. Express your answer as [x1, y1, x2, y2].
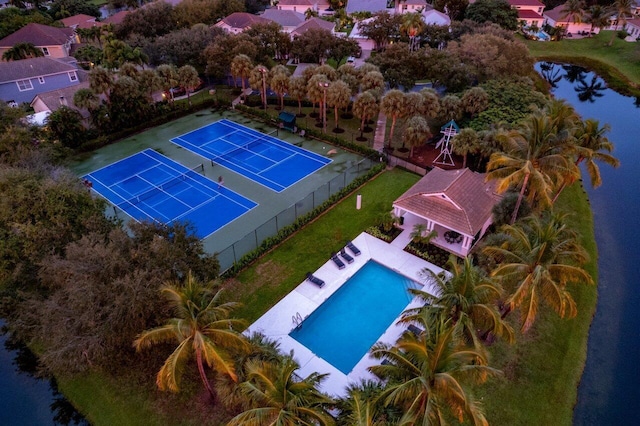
[60, 14, 96, 28]
[218, 12, 270, 29]
[0, 23, 74, 48]
[508, 0, 544, 6]
[518, 9, 543, 19]
[393, 168, 501, 236]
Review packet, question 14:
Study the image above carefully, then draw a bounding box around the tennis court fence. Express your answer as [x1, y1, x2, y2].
[217, 155, 377, 273]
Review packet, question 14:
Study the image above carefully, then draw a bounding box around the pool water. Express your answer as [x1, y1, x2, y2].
[289, 260, 418, 374]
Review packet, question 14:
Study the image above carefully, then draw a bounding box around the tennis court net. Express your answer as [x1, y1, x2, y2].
[119, 170, 200, 207]
[210, 130, 277, 165]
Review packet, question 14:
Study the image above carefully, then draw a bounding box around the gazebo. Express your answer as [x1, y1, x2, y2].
[278, 111, 297, 131]
[392, 167, 502, 257]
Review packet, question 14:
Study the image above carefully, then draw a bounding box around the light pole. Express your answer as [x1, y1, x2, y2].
[319, 81, 329, 133]
[259, 67, 268, 111]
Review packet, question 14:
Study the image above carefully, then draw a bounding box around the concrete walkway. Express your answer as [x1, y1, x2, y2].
[373, 111, 387, 152]
[231, 88, 253, 107]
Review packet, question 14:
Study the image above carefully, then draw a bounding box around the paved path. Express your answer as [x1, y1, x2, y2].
[231, 88, 253, 107]
[373, 111, 387, 153]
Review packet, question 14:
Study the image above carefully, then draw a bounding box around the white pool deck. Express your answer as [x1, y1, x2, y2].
[245, 232, 444, 397]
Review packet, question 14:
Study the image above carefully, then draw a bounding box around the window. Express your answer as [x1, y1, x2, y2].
[42, 47, 50, 56]
[38, 77, 45, 84]
[16, 79, 33, 91]
[68, 71, 78, 82]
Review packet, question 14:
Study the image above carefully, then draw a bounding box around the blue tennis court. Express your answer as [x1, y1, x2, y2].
[83, 149, 257, 238]
[171, 119, 331, 192]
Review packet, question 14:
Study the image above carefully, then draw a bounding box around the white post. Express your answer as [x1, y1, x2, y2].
[356, 194, 362, 210]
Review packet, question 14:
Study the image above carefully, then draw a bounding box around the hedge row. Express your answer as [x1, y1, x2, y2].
[222, 163, 386, 277]
[78, 97, 232, 153]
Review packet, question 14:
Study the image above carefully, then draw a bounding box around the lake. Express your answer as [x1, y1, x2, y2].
[537, 62, 640, 425]
[0, 321, 88, 425]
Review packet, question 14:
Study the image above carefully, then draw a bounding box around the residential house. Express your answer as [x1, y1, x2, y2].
[625, 18, 640, 38]
[0, 57, 83, 105]
[30, 81, 92, 124]
[275, 0, 332, 15]
[395, 0, 428, 14]
[544, 3, 598, 35]
[60, 14, 99, 30]
[349, 17, 377, 51]
[0, 23, 76, 60]
[422, 8, 451, 26]
[508, 0, 545, 28]
[290, 17, 336, 37]
[261, 9, 306, 33]
[392, 167, 501, 258]
[101, 10, 131, 26]
[346, 0, 394, 14]
[214, 12, 271, 34]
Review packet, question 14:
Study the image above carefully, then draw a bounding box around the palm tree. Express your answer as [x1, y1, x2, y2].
[400, 12, 425, 51]
[177, 65, 201, 106]
[336, 380, 393, 425]
[73, 88, 100, 112]
[88, 66, 113, 103]
[403, 115, 431, 157]
[560, 0, 586, 25]
[552, 118, 619, 203]
[409, 223, 437, 246]
[461, 87, 489, 119]
[419, 88, 440, 119]
[486, 111, 573, 224]
[586, 5, 612, 36]
[327, 80, 351, 130]
[451, 128, 480, 169]
[403, 92, 424, 118]
[227, 357, 335, 426]
[288, 76, 307, 117]
[156, 64, 178, 104]
[359, 70, 385, 94]
[133, 272, 247, 398]
[271, 72, 290, 111]
[352, 91, 379, 141]
[483, 214, 593, 333]
[380, 89, 407, 150]
[439, 94, 462, 122]
[307, 74, 331, 122]
[402, 256, 514, 349]
[230, 54, 253, 100]
[369, 319, 500, 425]
[609, 0, 634, 45]
[2, 42, 44, 61]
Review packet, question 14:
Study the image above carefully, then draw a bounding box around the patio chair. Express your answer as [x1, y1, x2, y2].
[346, 241, 361, 256]
[306, 272, 325, 288]
[339, 248, 354, 264]
[407, 324, 424, 337]
[331, 253, 345, 269]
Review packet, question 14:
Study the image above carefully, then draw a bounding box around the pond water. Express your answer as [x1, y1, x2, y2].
[536, 62, 640, 425]
[0, 321, 88, 425]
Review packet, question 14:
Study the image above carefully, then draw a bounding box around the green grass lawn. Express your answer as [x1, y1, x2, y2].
[525, 32, 640, 94]
[478, 182, 598, 425]
[230, 168, 420, 322]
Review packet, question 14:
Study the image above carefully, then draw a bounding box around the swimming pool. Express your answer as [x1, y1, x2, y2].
[289, 260, 419, 374]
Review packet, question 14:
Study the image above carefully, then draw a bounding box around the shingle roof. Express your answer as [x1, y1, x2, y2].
[346, 0, 390, 14]
[393, 168, 501, 236]
[30, 81, 92, 118]
[291, 17, 335, 36]
[219, 12, 271, 29]
[278, 0, 314, 5]
[544, 4, 579, 23]
[0, 23, 74, 48]
[0, 57, 78, 83]
[60, 14, 97, 28]
[101, 10, 131, 26]
[261, 9, 305, 27]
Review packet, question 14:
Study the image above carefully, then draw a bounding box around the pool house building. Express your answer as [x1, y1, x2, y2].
[392, 167, 502, 258]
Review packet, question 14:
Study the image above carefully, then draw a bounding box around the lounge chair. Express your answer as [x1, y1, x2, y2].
[306, 272, 325, 288]
[346, 241, 361, 256]
[339, 248, 354, 264]
[331, 253, 345, 269]
[407, 324, 424, 337]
